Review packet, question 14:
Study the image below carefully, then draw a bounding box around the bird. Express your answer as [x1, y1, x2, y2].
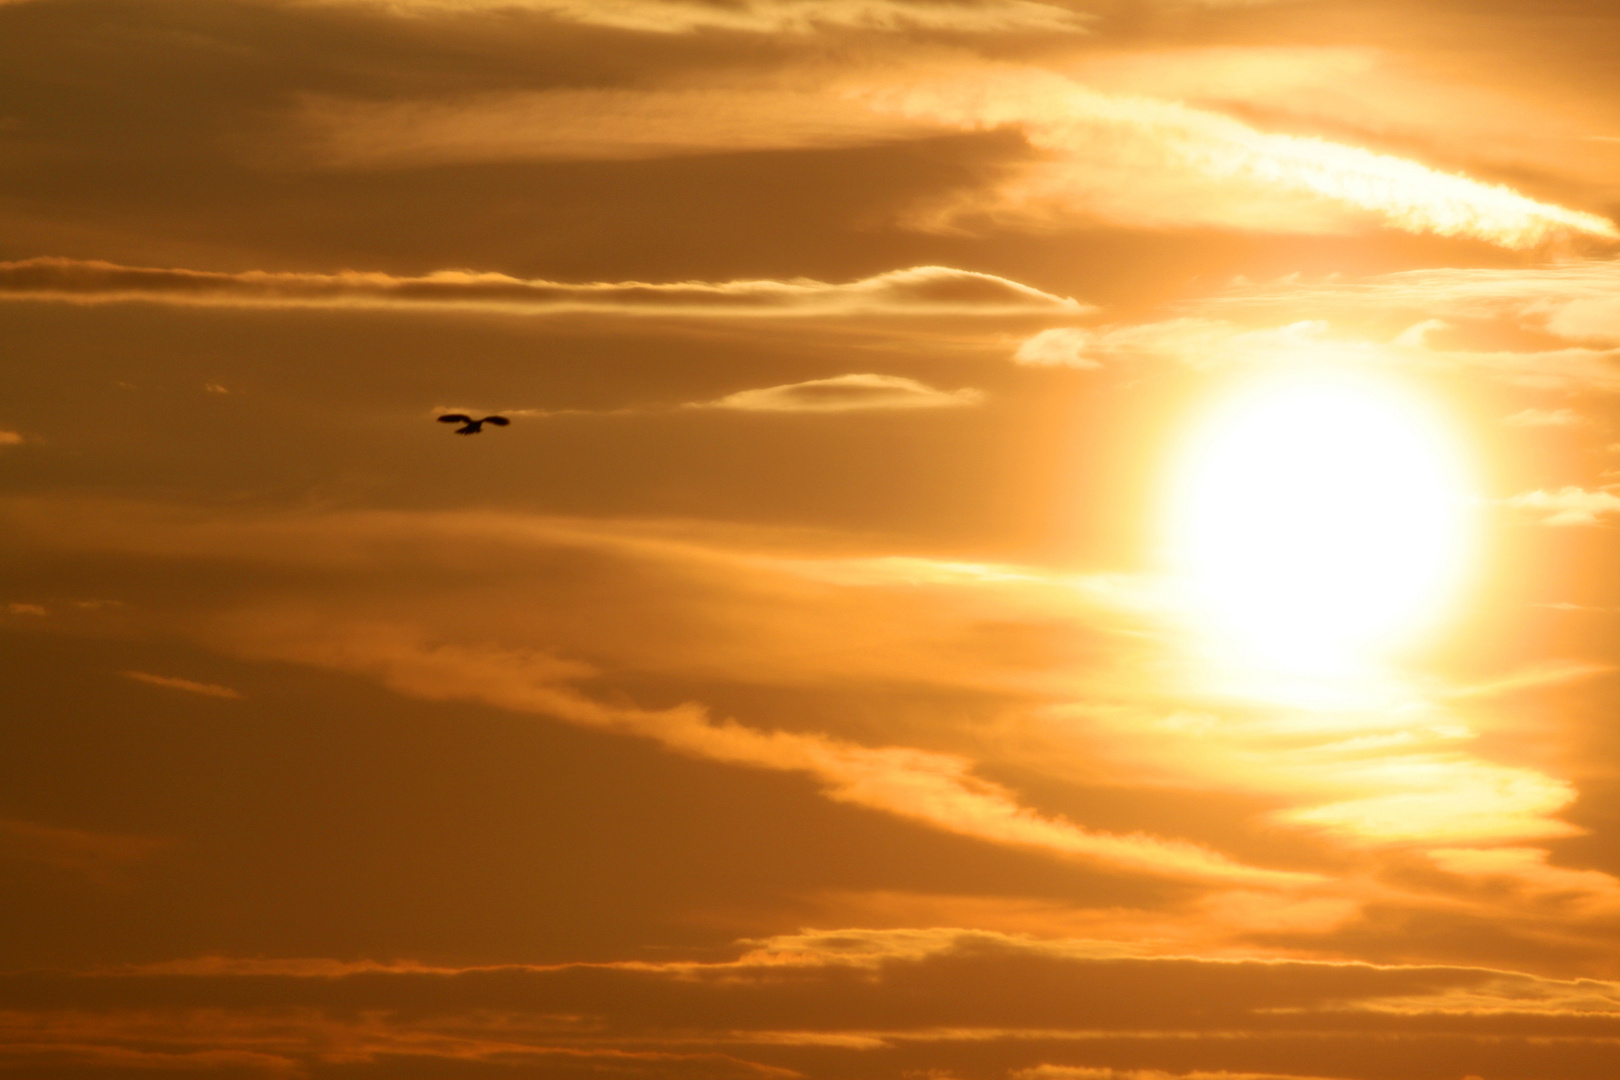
[437, 414, 511, 435]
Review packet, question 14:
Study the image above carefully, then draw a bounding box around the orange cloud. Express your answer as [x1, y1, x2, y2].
[122, 671, 243, 699]
[303, 0, 1092, 35]
[1503, 407, 1584, 427]
[1505, 487, 1620, 526]
[0, 818, 170, 884]
[0, 258, 1085, 317]
[694, 374, 984, 412]
[1013, 327, 1102, 368]
[865, 69, 1617, 247]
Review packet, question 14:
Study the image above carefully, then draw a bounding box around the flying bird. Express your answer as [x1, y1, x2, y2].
[438, 414, 511, 435]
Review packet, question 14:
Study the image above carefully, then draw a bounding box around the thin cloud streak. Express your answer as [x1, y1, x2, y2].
[0, 258, 1086, 317]
[122, 671, 243, 700]
[694, 374, 984, 412]
[0, 819, 170, 884]
[1506, 487, 1620, 526]
[300, 0, 1093, 35]
[1504, 407, 1584, 426]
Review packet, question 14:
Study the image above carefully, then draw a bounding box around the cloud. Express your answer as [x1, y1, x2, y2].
[6, 602, 46, 615]
[1503, 407, 1583, 426]
[865, 69, 1618, 247]
[1009, 317, 1372, 373]
[282, 57, 1615, 247]
[1275, 760, 1581, 844]
[0, 818, 170, 884]
[0, 430, 21, 446]
[5, 497, 1612, 949]
[696, 374, 984, 412]
[1014, 1070, 1341, 1080]
[1505, 486, 1620, 526]
[0, 258, 1085, 317]
[6, 934, 1620, 1080]
[1016, 302, 1620, 396]
[225, 624, 1309, 888]
[121, 671, 243, 699]
[301, 0, 1092, 35]
[1217, 260, 1620, 349]
[293, 86, 937, 168]
[1013, 327, 1102, 368]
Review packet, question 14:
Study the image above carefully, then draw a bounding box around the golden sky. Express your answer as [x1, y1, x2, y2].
[5, 2, 1620, 1078]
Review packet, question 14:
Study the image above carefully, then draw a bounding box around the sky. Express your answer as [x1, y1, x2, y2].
[5, 1, 1620, 1078]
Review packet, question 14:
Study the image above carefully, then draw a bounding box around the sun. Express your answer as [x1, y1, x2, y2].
[1165, 367, 1477, 673]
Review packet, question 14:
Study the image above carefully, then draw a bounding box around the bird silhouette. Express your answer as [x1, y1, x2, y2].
[438, 414, 511, 435]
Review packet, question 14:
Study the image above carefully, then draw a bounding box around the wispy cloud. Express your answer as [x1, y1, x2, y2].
[0, 818, 170, 884]
[1013, 327, 1102, 368]
[6, 934, 1620, 1080]
[866, 69, 1618, 247]
[0, 258, 1085, 317]
[6, 497, 1611, 948]
[1216, 260, 1620, 348]
[285, 60, 1616, 246]
[230, 625, 1308, 887]
[695, 374, 984, 412]
[293, 86, 935, 168]
[1503, 407, 1584, 427]
[301, 0, 1091, 35]
[122, 671, 243, 699]
[1505, 486, 1620, 526]
[1015, 1070, 1342, 1080]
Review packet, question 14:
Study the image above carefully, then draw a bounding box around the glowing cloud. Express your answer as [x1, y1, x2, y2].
[1506, 486, 1620, 526]
[697, 374, 983, 412]
[1503, 407, 1583, 427]
[0, 258, 1085, 317]
[868, 71, 1618, 247]
[301, 0, 1091, 35]
[1013, 327, 1102, 368]
[122, 671, 244, 700]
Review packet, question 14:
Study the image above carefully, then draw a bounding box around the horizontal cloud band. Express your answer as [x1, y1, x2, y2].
[0, 257, 1087, 316]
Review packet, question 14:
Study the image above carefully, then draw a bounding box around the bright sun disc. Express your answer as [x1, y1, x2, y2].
[1167, 368, 1475, 672]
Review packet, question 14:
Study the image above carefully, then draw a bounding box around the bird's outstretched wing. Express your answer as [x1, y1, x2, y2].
[438, 414, 473, 424]
[481, 416, 511, 426]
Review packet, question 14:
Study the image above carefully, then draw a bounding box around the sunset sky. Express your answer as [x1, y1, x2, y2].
[7, 2, 1620, 1078]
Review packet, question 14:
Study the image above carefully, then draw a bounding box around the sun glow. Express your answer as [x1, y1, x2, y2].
[1167, 368, 1476, 673]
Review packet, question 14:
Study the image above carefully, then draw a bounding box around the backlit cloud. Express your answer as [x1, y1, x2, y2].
[305, 0, 1092, 35]
[121, 671, 243, 700]
[4, 934, 1620, 1079]
[1503, 407, 1584, 426]
[867, 70, 1618, 246]
[1013, 326, 1102, 368]
[0, 258, 1085, 317]
[696, 373, 984, 412]
[1505, 486, 1620, 526]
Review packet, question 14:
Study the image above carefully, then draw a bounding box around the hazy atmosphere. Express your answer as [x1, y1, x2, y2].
[5, 2, 1620, 1078]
